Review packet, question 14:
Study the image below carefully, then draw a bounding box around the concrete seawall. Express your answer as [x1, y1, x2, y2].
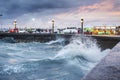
[0, 33, 120, 50]
[82, 42, 120, 80]
[0, 33, 56, 42]
[0, 33, 120, 41]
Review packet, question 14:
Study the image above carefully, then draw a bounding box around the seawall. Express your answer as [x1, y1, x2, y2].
[0, 33, 120, 50]
[82, 42, 120, 80]
[0, 33, 56, 42]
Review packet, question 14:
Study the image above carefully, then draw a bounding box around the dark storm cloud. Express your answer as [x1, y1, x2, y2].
[0, 0, 100, 19]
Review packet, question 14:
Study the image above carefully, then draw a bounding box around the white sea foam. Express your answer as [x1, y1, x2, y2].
[46, 38, 65, 45]
[54, 36, 111, 73]
[0, 37, 111, 80]
[3, 64, 25, 74]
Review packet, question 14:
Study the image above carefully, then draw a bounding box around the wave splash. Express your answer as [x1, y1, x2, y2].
[53, 37, 110, 73]
[0, 36, 111, 80]
[46, 38, 65, 45]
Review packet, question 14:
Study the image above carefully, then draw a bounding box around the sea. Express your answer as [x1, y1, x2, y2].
[0, 36, 111, 80]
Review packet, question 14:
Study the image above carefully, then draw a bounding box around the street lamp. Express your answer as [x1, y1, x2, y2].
[14, 20, 17, 28]
[13, 20, 19, 33]
[0, 14, 2, 31]
[52, 19, 55, 34]
[81, 19, 84, 34]
[32, 18, 36, 29]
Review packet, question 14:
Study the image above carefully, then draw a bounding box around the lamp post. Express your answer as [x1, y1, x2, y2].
[14, 20, 17, 28]
[52, 19, 55, 34]
[14, 20, 18, 33]
[81, 19, 84, 34]
[32, 18, 35, 29]
[0, 14, 2, 30]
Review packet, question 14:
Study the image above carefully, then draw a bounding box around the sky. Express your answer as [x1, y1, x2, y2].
[0, 0, 120, 29]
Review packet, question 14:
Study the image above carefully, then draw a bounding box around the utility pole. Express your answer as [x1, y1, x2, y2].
[81, 19, 84, 34]
[52, 19, 55, 34]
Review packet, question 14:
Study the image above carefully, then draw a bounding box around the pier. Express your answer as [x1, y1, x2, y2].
[0, 33, 120, 50]
[0, 33, 56, 42]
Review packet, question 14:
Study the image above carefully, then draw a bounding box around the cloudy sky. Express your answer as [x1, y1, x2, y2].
[0, 0, 120, 28]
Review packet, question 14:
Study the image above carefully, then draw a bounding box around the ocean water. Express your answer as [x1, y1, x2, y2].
[0, 37, 110, 80]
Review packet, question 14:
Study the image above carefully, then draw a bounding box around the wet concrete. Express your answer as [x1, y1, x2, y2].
[82, 42, 120, 80]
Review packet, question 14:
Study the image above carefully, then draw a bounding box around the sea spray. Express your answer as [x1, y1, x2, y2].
[54, 36, 110, 73]
[46, 38, 65, 45]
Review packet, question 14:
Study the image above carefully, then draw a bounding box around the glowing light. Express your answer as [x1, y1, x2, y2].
[32, 18, 35, 21]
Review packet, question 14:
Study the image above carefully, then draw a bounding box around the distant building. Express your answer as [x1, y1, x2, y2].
[58, 27, 79, 34]
[93, 26, 117, 35]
